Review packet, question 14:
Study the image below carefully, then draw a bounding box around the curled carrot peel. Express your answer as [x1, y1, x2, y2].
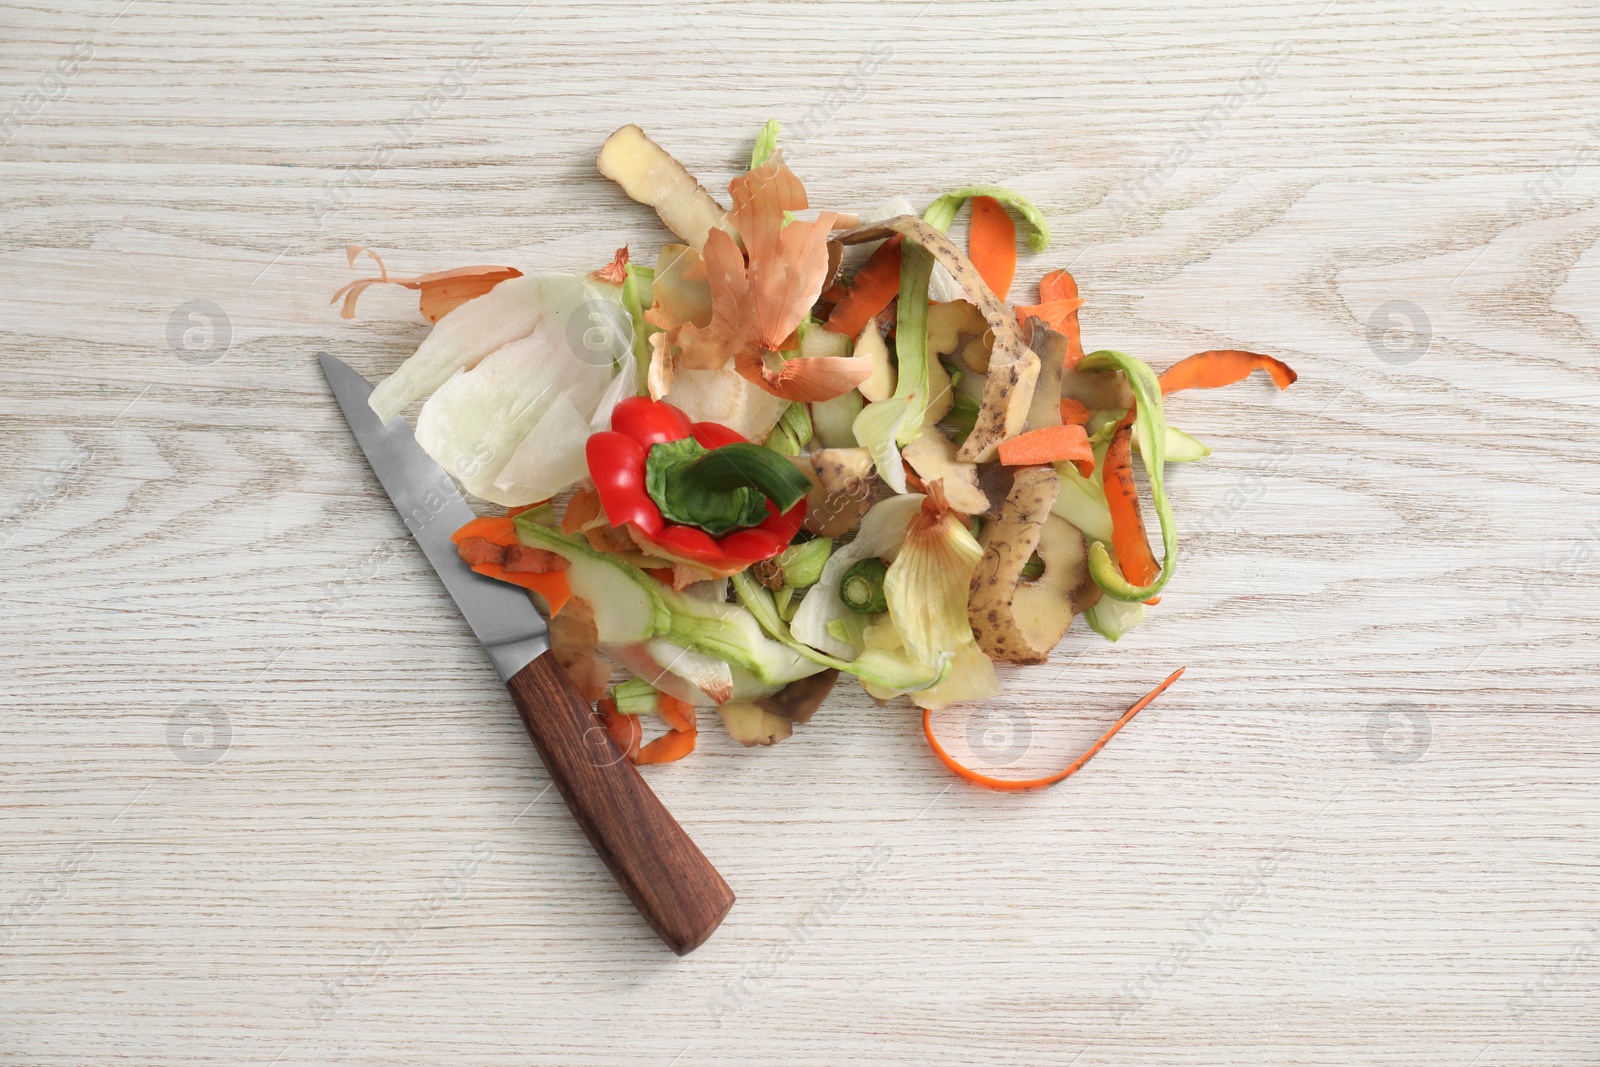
[1038, 270, 1075, 303]
[656, 693, 696, 734]
[1103, 424, 1161, 591]
[599, 697, 642, 761]
[1159, 350, 1297, 394]
[635, 729, 696, 765]
[968, 196, 1017, 301]
[1014, 297, 1085, 336]
[451, 516, 518, 546]
[997, 423, 1095, 476]
[451, 516, 572, 614]
[824, 235, 903, 337]
[924, 667, 1186, 791]
[1015, 269, 1085, 367]
[331, 246, 523, 322]
[1078, 350, 1176, 603]
[637, 693, 697, 765]
[467, 564, 571, 613]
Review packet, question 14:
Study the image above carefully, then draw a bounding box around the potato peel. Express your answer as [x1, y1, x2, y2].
[596, 124, 733, 252]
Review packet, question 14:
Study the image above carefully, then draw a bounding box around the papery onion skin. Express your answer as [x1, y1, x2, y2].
[885, 484, 984, 668]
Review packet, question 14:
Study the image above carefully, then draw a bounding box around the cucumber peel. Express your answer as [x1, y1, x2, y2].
[1084, 596, 1146, 642]
[732, 572, 947, 693]
[514, 518, 821, 685]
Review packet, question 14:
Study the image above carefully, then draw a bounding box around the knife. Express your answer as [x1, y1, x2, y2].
[318, 353, 734, 955]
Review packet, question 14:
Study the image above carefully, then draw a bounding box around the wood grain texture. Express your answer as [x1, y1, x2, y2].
[506, 653, 734, 956]
[2, 1, 1598, 1064]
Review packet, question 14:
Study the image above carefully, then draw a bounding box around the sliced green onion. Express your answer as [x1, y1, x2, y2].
[839, 557, 889, 615]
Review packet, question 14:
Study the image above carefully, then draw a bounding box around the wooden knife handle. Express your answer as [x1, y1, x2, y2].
[505, 653, 734, 955]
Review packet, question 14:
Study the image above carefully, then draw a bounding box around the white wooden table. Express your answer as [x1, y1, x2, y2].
[3, 2, 1597, 1063]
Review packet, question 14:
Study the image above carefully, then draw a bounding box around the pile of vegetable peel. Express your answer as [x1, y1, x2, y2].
[336, 122, 1297, 790]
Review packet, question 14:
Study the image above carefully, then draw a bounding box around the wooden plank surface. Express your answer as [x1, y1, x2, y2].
[2, 1, 1597, 1063]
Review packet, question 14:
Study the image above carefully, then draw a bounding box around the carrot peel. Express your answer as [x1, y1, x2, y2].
[968, 196, 1017, 301]
[466, 564, 571, 615]
[451, 515, 572, 614]
[636, 693, 697, 764]
[824, 235, 903, 337]
[1079, 350, 1177, 603]
[1015, 269, 1084, 367]
[451, 516, 518, 546]
[1059, 398, 1091, 426]
[598, 697, 642, 762]
[923, 667, 1186, 791]
[656, 693, 696, 733]
[1102, 425, 1161, 590]
[997, 423, 1095, 476]
[1159, 350, 1297, 394]
[635, 729, 696, 764]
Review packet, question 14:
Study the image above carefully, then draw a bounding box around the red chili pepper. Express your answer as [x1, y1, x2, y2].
[585, 397, 806, 569]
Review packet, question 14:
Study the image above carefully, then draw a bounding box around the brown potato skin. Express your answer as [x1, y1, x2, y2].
[1061, 366, 1134, 413]
[756, 669, 840, 725]
[803, 448, 877, 538]
[968, 467, 1061, 664]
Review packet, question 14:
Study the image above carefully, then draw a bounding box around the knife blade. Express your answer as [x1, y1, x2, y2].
[318, 353, 734, 955]
[318, 352, 550, 681]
